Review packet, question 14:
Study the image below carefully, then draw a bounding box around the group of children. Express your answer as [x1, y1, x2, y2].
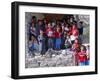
[72, 39, 90, 66]
[28, 15, 89, 66]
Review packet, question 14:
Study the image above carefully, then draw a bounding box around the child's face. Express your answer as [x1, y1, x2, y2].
[40, 30, 43, 35]
[57, 27, 60, 32]
[64, 31, 67, 35]
[48, 23, 51, 28]
[80, 46, 84, 51]
[44, 19, 46, 23]
[38, 21, 42, 25]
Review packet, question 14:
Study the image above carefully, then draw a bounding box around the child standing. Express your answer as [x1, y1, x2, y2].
[29, 23, 37, 37]
[29, 35, 39, 56]
[85, 45, 90, 65]
[72, 39, 80, 51]
[46, 23, 54, 49]
[64, 23, 69, 32]
[70, 24, 79, 44]
[78, 45, 87, 66]
[72, 39, 80, 65]
[61, 31, 67, 49]
[64, 35, 72, 49]
[55, 26, 62, 50]
[38, 30, 46, 54]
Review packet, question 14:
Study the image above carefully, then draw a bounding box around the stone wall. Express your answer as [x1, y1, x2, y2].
[25, 49, 75, 68]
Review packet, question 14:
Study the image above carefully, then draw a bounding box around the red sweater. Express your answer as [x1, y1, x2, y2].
[78, 51, 87, 62]
[55, 31, 61, 38]
[71, 28, 79, 36]
[46, 28, 54, 38]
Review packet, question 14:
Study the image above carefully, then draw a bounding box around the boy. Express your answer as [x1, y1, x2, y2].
[29, 35, 39, 56]
[38, 30, 46, 55]
[46, 23, 54, 49]
[29, 23, 37, 37]
[64, 35, 72, 49]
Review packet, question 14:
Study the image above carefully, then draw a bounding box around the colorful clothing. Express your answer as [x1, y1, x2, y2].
[46, 27, 54, 49]
[55, 31, 61, 50]
[78, 51, 87, 66]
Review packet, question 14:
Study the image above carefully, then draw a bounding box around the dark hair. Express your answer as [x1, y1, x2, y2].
[29, 34, 36, 41]
[32, 16, 36, 19]
[81, 45, 87, 51]
[80, 21, 83, 24]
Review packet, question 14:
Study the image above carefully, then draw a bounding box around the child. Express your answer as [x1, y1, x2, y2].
[61, 23, 65, 33]
[64, 35, 72, 49]
[31, 16, 37, 25]
[29, 35, 39, 56]
[38, 30, 46, 55]
[70, 24, 79, 44]
[64, 23, 69, 32]
[85, 45, 90, 65]
[72, 39, 80, 65]
[29, 23, 37, 37]
[55, 26, 62, 50]
[78, 45, 87, 66]
[72, 39, 80, 51]
[46, 23, 54, 49]
[61, 31, 67, 49]
[36, 20, 45, 36]
[78, 21, 84, 35]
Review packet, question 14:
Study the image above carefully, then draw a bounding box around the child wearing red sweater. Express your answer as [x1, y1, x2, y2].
[46, 23, 54, 49]
[70, 24, 79, 44]
[78, 45, 87, 66]
[55, 26, 62, 50]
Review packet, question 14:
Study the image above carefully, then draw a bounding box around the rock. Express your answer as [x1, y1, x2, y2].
[40, 61, 48, 67]
[48, 61, 56, 67]
[26, 49, 75, 68]
[56, 59, 62, 66]
[27, 62, 39, 68]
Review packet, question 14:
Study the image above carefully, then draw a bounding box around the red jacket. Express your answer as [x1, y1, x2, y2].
[78, 51, 87, 62]
[46, 27, 54, 38]
[55, 31, 61, 38]
[72, 28, 79, 36]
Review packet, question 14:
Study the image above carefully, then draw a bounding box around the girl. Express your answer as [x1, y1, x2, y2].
[78, 45, 87, 66]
